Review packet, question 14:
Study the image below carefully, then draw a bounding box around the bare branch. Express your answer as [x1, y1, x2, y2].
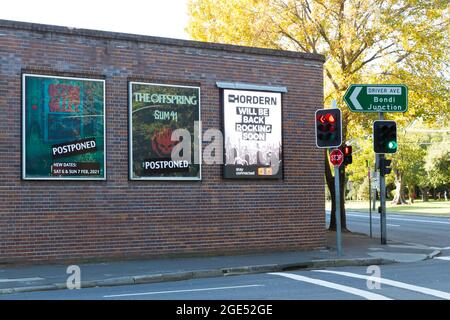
[349, 42, 397, 74]
[345, 42, 368, 71]
[325, 66, 341, 91]
[278, 28, 310, 52]
[337, 0, 347, 70]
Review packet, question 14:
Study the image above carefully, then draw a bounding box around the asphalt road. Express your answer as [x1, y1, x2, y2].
[327, 210, 450, 248]
[1, 211, 449, 300]
[1, 258, 449, 300]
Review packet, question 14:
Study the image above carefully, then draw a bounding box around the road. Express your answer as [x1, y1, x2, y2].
[326, 210, 450, 248]
[1, 211, 449, 300]
[0, 258, 449, 300]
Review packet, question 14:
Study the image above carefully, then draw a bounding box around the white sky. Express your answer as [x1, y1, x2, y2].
[0, 0, 191, 40]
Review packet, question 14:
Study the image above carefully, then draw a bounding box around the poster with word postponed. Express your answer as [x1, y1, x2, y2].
[22, 74, 106, 180]
[223, 89, 283, 179]
[129, 82, 201, 180]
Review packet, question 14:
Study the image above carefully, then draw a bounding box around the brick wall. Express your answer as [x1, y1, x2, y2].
[0, 20, 325, 264]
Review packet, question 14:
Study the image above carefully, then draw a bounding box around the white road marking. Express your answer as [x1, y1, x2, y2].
[387, 244, 427, 249]
[314, 270, 450, 300]
[0, 277, 44, 283]
[397, 242, 450, 251]
[345, 212, 450, 225]
[103, 284, 264, 298]
[427, 246, 450, 250]
[387, 224, 400, 227]
[435, 257, 450, 261]
[389, 243, 450, 251]
[269, 272, 391, 300]
[388, 244, 430, 249]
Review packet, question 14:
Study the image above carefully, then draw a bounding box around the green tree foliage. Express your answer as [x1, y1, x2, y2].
[389, 132, 427, 203]
[424, 136, 450, 188]
[187, 0, 450, 219]
[187, 0, 449, 125]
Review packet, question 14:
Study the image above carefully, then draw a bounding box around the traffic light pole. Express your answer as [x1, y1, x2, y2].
[379, 112, 387, 244]
[367, 162, 373, 238]
[332, 100, 342, 256]
[334, 163, 342, 256]
[379, 153, 387, 244]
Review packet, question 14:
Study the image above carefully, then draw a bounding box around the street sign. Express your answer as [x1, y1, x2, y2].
[371, 171, 380, 181]
[330, 149, 344, 166]
[344, 84, 408, 113]
[371, 174, 379, 190]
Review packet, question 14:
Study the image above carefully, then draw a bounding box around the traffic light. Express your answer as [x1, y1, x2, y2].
[373, 120, 397, 154]
[315, 108, 342, 148]
[343, 145, 352, 165]
[379, 158, 392, 176]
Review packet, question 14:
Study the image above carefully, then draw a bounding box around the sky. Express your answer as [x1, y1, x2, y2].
[0, 0, 191, 40]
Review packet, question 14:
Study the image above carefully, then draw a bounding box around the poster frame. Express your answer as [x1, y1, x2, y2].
[21, 73, 107, 181]
[128, 81, 202, 181]
[221, 87, 284, 180]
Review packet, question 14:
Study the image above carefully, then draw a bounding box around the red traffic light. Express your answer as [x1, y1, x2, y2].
[326, 114, 336, 123]
[318, 113, 336, 124]
[342, 145, 352, 165]
[344, 145, 352, 155]
[315, 108, 342, 148]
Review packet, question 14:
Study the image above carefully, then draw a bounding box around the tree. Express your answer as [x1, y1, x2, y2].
[424, 136, 450, 190]
[398, 125, 450, 202]
[345, 131, 374, 200]
[389, 133, 427, 204]
[187, 0, 450, 227]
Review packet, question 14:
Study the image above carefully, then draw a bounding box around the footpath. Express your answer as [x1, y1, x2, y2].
[0, 231, 440, 295]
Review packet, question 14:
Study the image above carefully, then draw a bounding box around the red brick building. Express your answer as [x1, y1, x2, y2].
[0, 20, 325, 264]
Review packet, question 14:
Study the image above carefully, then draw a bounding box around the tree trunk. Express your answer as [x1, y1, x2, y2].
[391, 169, 407, 205]
[408, 184, 415, 204]
[325, 149, 347, 231]
[420, 187, 430, 202]
[339, 164, 347, 230]
[372, 189, 377, 210]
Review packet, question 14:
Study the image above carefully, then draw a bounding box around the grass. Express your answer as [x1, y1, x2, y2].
[326, 199, 450, 217]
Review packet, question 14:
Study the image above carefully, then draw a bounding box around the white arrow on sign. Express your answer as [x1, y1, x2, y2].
[350, 86, 362, 110]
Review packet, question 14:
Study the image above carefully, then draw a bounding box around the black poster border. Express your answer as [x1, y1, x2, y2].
[21, 73, 106, 181]
[221, 88, 284, 180]
[128, 81, 202, 181]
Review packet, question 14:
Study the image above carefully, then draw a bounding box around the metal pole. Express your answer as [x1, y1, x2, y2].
[380, 154, 387, 244]
[334, 164, 342, 256]
[372, 186, 377, 210]
[331, 99, 342, 256]
[368, 164, 372, 238]
[379, 112, 387, 244]
[372, 159, 377, 211]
